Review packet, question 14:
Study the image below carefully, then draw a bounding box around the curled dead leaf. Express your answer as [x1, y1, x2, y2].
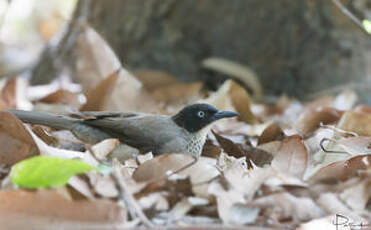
[135, 70, 179, 90]
[252, 192, 325, 222]
[201, 139, 222, 159]
[0, 77, 17, 110]
[354, 105, 371, 114]
[213, 131, 273, 167]
[339, 179, 370, 211]
[80, 70, 119, 111]
[76, 27, 158, 113]
[337, 111, 371, 136]
[271, 135, 308, 179]
[133, 154, 219, 197]
[309, 154, 371, 182]
[333, 136, 371, 155]
[258, 123, 285, 145]
[0, 189, 125, 229]
[32, 125, 58, 146]
[136, 70, 202, 105]
[151, 82, 202, 105]
[202, 57, 263, 99]
[0, 112, 39, 166]
[39, 89, 80, 107]
[229, 81, 255, 123]
[295, 106, 343, 136]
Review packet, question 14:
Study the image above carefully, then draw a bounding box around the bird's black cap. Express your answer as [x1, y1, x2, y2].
[172, 103, 238, 133]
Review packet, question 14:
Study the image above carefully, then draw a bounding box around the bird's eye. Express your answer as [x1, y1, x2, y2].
[197, 111, 205, 118]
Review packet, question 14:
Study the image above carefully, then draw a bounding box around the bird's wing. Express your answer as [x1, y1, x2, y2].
[79, 112, 176, 154]
[72, 111, 140, 119]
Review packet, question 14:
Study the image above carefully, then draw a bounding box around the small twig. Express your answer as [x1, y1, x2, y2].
[165, 157, 197, 178]
[150, 156, 198, 185]
[319, 138, 349, 154]
[331, 0, 370, 35]
[319, 122, 358, 137]
[112, 163, 154, 228]
[192, 175, 220, 187]
[85, 145, 154, 228]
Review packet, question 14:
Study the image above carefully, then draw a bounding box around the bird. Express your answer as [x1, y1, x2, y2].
[9, 103, 238, 159]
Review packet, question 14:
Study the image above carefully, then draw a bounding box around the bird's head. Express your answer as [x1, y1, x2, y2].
[172, 103, 238, 133]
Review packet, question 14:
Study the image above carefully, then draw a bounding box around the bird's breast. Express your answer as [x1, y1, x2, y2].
[185, 127, 209, 158]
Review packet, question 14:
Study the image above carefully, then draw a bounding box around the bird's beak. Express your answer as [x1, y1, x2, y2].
[213, 110, 238, 120]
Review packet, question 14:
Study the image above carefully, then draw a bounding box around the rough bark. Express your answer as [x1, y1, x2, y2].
[33, 0, 371, 100]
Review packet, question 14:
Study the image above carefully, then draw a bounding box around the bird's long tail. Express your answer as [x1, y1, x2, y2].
[8, 110, 78, 130]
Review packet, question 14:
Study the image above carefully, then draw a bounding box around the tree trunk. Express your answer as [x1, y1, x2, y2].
[34, 0, 371, 100]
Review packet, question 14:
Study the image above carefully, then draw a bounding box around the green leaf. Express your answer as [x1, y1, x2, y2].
[362, 19, 371, 34]
[10, 156, 96, 188]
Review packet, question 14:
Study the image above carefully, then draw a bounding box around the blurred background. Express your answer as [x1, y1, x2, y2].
[0, 0, 370, 103]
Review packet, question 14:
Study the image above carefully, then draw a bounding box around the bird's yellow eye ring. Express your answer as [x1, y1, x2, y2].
[197, 111, 205, 118]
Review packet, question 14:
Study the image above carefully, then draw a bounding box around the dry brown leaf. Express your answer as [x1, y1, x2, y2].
[0, 112, 39, 166]
[335, 136, 371, 155]
[202, 57, 263, 99]
[27, 127, 85, 159]
[202, 79, 234, 111]
[138, 192, 170, 211]
[151, 82, 202, 105]
[225, 203, 260, 225]
[134, 70, 179, 90]
[0, 189, 125, 229]
[305, 96, 334, 110]
[257, 141, 281, 156]
[213, 131, 252, 168]
[210, 184, 260, 225]
[76, 27, 157, 113]
[32, 125, 58, 146]
[316, 193, 368, 223]
[133, 154, 211, 182]
[354, 105, 371, 114]
[0, 77, 17, 110]
[136, 177, 193, 210]
[208, 182, 247, 224]
[68, 176, 96, 200]
[264, 169, 308, 188]
[304, 128, 334, 156]
[252, 192, 325, 222]
[337, 111, 371, 136]
[217, 155, 274, 201]
[80, 70, 119, 111]
[133, 154, 219, 197]
[295, 106, 343, 135]
[201, 139, 222, 159]
[229, 81, 255, 123]
[135, 70, 203, 105]
[213, 131, 273, 167]
[88, 172, 118, 198]
[209, 157, 273, 224]
[271, 135, 308, 179]
[297, 215, 344, 230]
[309, 154, 371, 182]
[339, 179, 371, 211]
[258, 123, 285, 145]
[89, 138, 120, 160]
[39, 89, 80, 107]
[168, 197, 195, 221]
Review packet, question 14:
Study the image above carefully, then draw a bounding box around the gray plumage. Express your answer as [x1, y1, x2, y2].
[9, 104, 237, 158]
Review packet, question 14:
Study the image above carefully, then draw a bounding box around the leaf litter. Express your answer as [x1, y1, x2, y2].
[0, 26, 369, 229]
